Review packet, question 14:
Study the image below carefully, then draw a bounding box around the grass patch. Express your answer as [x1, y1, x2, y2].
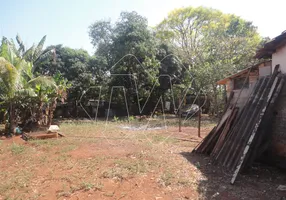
[159, 171, 174, 187]
[101, 159, 149, 181]
[177, 178, 191, 186]
[0, 170, 33, 197]
[60, 144, 78, 153]
[151, 134, 178, 144]
[29, 139, 61, 146]
[80, 182, 96, 191]
[10, 143, 26, 155]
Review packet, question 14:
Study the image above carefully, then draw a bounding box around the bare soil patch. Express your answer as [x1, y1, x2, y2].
[0, 120, 285, 200]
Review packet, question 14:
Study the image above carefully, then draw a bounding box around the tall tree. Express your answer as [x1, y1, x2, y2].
[156, 6, 262, 115]
[89, 11, 160, 114]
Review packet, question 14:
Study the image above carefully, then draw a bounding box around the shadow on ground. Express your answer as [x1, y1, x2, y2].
[180, 152, 286, 200]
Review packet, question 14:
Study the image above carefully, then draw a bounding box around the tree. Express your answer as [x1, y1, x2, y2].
[35, 46, 98, 105]
[156, 6, 262, 115]
[0, 35, 69, 134]
[89, 11, 161, 115]
[0, 37, 32, 134]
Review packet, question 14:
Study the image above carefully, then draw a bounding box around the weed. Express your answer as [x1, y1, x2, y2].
[113, 116, 119, 122]
[128, 115, 135, 121]
[10, 143, 26, 155]
[115, 159, 148, 174]
[101, 168, 126, 180]
[80, 182, 94, 191]
[0, 170, 33, 196]
[29, 139, 61, 150]
[159, 171, 174, 187]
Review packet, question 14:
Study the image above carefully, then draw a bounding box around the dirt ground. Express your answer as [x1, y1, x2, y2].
[0, 118, 286, 200]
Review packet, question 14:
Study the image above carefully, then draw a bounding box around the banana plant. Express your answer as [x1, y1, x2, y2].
[15, 34, 55, 73]
[0, 37, 32, 134]
[0, 35, 61, 134]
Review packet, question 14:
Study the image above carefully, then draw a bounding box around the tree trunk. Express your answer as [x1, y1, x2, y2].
[212, 83, 219, 116]
[48, 98, 57, 126]
[9, 102, 16, 135]
[37, 101, 44, 125]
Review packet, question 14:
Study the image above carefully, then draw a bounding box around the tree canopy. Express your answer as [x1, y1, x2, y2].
[1, 7, 265, 126]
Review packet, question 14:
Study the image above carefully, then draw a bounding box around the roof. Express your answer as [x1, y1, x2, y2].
[256, 31, 286, 59]
[217, 67, 252, 85]
[217, 60, 271, 85]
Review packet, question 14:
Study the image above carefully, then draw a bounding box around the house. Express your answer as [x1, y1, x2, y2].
[217, 60, 272, 108]
[255, 31, 286, 158]
[217, 31, 286, 107]
[194, 31, 286, 184]
[256, 30, 286, 72]
[216, 31, 286, 158]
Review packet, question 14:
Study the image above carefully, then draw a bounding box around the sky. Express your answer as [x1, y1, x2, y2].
[1, 0, 286, 55]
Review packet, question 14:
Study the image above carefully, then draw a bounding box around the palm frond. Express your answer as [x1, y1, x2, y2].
[33, 48, 55, 72]
[34, 35, 46, 60]
[23, 44, 35, 62]
[17, 88, 37, 97]
[28, 76, 57, 89]
[16, 34, 25, 55]
[0, 37, 16, 65]
[9, 39, 20, 58]
[0, 57, 22, 98]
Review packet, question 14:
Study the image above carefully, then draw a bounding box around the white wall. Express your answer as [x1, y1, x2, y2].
[272, 45, 286, 73]
[259, 66, 271, 77]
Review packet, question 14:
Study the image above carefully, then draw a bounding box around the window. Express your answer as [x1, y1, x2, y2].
[233, 77, 249, 90]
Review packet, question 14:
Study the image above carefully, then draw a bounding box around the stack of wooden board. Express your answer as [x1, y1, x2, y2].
[193, 65, 285, 184]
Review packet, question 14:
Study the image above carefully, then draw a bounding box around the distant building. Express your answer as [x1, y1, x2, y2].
[217, 60, 272, 108]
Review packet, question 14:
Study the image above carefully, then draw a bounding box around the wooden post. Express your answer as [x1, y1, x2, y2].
[178, 90, 183, 132]
[198, 108, 201, 137]
[179, 99, 182, 132]
[197, 94, 201, 137]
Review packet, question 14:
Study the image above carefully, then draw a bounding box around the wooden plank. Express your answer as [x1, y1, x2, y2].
[242, 75, 285, 170]
[211, 108, 239, 158]
[231, 75, 280, 184]
[219, 77, 268, 167]
[25, 132, 59, 140]
[228, 65, 281, 171]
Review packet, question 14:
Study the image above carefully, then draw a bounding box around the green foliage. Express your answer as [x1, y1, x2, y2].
[35, 46, 101, 103]
[156, 6, 262, 114]
[113, 116, 119, 122]
[10, 143, 26, 155]
[0, 35, 69, 133]
[89, 11, 161, 115]
[128, 115, 135, 121]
